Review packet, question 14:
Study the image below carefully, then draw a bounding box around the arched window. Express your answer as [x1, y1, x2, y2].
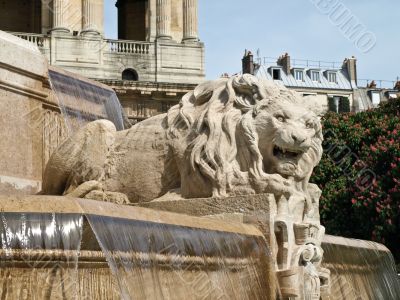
[122, 69, 139, 81]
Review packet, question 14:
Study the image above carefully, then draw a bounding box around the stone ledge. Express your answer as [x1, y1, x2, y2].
[138, 193, 276, 217]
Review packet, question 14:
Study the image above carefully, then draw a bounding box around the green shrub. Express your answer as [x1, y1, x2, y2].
[311, 98, 400, 262]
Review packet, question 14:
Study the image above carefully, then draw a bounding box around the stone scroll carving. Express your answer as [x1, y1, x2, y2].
[42, 74, 330, 298]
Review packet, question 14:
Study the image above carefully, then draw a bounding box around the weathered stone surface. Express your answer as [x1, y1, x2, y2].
[140, 193, 275, 216]
[42, 74, 329, 297]
[43, 74, 324, 205]
[0, 31, 49, 195]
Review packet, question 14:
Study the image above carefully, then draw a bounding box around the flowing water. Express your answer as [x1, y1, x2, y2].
[0, 212, 83, 299]
[85, 213, 277, 300]
[0, 199, 278, 300]
[322, 235, 400, 299]
[49, 69, 124, 133]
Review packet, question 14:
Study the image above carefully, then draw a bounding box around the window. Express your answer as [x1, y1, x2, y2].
[137, 101, 146, 117]
[161, 102, 174, 113]
[272, 69, 281, 80]
[371, 92, 381, 107]
[294, 70, 304, 81]
[311, 71, 320, 82]
[327, 72, 337, 83]
[122, 69, 139, 81]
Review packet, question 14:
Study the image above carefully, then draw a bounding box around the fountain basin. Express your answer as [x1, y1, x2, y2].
[0, 195, 277, 299]
[140, 193, 400, 299]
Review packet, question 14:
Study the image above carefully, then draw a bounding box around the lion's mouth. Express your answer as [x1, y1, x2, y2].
[273, 145, 303, 160]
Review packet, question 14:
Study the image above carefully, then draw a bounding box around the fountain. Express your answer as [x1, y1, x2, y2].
[0, 30, 399, 299]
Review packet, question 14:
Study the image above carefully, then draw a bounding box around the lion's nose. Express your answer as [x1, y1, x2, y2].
[291, 133, 306, 144]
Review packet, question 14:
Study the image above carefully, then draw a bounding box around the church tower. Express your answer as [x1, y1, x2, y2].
[0, 0, 205, 123]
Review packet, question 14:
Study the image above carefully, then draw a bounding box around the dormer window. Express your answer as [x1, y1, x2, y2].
[272, 68, 281, 80]
[327, 72, 337, 83]
[294, 69, 304, 81]
[388, 92, 397, 99]
[371, 91, 381, 107]
[311, 71, 320, 82]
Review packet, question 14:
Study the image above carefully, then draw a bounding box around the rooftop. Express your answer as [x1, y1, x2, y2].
[256, 55, 353, 91]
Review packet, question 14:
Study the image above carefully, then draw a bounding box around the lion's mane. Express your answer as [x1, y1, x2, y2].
[166, 74, 323, 198]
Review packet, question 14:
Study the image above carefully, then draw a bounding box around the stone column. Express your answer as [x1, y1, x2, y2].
[182, 0, 198, 43]
[156, 0, 172, 40]
[52, 0, 69, 32]
[82, 0, 100, 35]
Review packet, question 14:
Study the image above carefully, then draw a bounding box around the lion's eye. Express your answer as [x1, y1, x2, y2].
[306, 122, 313, 129]
[276, 115, 285, 122]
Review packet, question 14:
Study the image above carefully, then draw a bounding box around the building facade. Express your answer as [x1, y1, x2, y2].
[0, 0, 205, 122]
[244, 51, 400, 113]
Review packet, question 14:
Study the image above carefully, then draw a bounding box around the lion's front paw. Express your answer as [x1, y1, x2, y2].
[85, 190, 130, 205]
[260, 174, 296, 197]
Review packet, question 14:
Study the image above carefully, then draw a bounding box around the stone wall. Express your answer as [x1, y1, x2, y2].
[103, 80, 196, 122]
[13, 33, 205, 85]
[0, 33, 47, 194]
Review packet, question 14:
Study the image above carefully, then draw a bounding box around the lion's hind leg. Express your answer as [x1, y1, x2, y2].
[43, 120, 117, 197]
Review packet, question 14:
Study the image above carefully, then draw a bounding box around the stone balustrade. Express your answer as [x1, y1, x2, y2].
[11, 32, 49, 48]
[107, 39, 151, 54]
[9, 33, 152, 56]
[6, 31, 203, 84]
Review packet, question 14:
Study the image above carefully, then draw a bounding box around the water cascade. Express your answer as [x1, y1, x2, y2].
[0, 212, 83, 299]
[322, 235, 400, 299]
[48, 68, 124, 133]
[0, 196, 278, 299]
[85, 214, 274, 299]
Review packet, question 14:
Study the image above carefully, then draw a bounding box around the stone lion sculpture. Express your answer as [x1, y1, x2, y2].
[42, 74, 324, 208]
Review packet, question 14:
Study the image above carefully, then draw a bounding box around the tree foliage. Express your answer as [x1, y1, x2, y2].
[311, 98, 400, 261]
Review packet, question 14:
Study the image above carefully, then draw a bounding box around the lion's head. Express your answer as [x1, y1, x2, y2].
[251, 97, 323, 180]
[167, 74, 323, 198]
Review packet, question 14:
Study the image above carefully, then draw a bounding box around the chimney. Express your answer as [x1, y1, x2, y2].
[277, 53, 291, 74]
[368, 80, 377, 89]
[344, 56, 358, 86]
[242, 50, 255, 75]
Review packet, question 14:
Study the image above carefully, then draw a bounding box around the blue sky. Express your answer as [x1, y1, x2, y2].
[104, 0, 399, 84]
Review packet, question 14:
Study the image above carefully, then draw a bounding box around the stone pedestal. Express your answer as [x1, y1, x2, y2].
[156, 0, 172, 40]
[139, 193, 331, 299]
[182, 0, 198, 43]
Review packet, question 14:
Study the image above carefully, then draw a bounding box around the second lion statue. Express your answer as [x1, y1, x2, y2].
[42, 74, 324, 209]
